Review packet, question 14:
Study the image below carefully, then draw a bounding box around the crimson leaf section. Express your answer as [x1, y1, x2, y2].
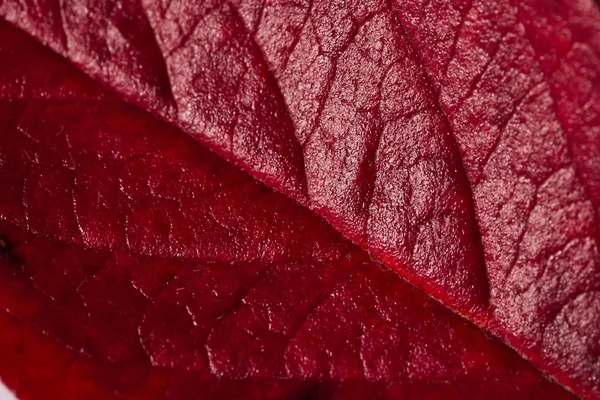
[2, 0, 600, 397]
[2, 4, 598, 397]
[0, 21, 574, 400]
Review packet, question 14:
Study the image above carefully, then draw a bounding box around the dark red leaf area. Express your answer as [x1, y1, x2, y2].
[0, 21, 575, 399]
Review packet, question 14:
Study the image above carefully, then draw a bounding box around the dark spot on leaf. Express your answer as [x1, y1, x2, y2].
[0, 236, 10, 253]
[295, 383, 334, 400]
[297, 388, 318, 400]
[0, 235, 20, 265]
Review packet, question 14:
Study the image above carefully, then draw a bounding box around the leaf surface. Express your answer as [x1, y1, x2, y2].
[0, 0, 598, 398]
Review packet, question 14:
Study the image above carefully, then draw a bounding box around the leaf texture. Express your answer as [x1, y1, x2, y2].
[0, 0, 598, 398]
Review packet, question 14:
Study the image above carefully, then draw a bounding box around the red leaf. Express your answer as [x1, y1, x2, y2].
[0, 0, 598, 398]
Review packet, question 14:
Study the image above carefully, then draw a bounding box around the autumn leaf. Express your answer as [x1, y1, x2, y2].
[0, 0, 598, 399]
